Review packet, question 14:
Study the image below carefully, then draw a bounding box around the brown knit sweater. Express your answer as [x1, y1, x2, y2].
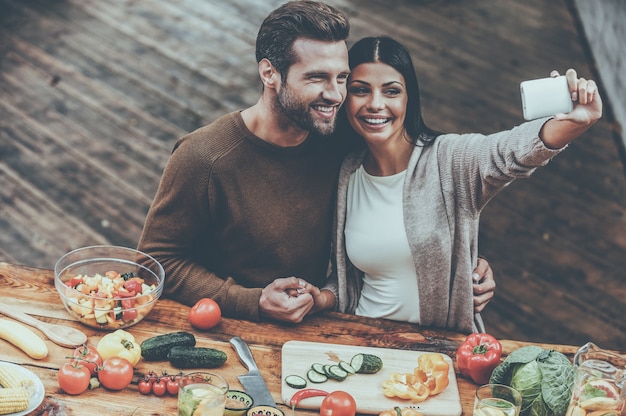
[138, 111, 348, 321]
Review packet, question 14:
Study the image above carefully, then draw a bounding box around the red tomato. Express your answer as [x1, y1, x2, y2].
[72, 344, 103, 377]
[152, 378, 167, 396]
[98, 357, 134, 391]
[145, 371, 158, 383]
[320, 391, 357, 416]
[138, 377, 152, 395]
[68, 276, 83, 288]
[58, 361, 91, 395]
[189, 298, 221, 330]
[123, 278, 143, 294]
[166, 375, 179, 395]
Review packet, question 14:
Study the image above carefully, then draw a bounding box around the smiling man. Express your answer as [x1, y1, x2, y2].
[138, 1, 353, 323]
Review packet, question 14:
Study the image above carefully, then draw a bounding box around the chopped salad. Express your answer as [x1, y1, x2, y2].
[61, 270, 158, 328]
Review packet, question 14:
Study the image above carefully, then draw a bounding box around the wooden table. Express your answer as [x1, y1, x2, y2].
[0, 262, 585, 415]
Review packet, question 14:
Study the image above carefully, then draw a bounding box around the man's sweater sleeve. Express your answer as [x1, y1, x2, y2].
[137, 128, 263, 321]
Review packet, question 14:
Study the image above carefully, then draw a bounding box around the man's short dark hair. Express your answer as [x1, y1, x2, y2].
[256, 1, 350, 79]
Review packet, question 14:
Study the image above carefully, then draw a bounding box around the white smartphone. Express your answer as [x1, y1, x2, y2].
[520, 75, 573, 121]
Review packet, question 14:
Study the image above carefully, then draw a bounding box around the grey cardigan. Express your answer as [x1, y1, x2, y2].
[325, 118, 562, 334]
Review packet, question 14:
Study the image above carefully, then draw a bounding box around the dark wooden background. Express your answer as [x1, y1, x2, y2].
[1, 0, 625, 351]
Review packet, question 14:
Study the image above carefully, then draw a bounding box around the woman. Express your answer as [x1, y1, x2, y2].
[325, 36, 601, 333]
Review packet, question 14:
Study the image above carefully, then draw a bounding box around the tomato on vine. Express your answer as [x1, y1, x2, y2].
[72, 344, 102, 377]
[152, 378, 167, 396]
[58, 361, 91, 395]
[138, 376, 153, 395]
[98, 357, 134, 391]
[166, 375, 180, 395]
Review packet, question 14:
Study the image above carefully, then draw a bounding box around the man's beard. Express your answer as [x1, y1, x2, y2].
[275, 84, 337, 136]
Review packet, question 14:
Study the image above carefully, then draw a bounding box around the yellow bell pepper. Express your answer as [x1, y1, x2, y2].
[96, 329, 141, 366]
[379, 407, 424, 416]
[382, 373, 430, 402]
[416, 353, 450, 395]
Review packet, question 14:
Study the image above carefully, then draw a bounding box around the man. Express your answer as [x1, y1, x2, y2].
[137, 0, 494, 324]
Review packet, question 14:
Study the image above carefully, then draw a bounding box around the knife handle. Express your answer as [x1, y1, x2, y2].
[230, 336, 260, 373]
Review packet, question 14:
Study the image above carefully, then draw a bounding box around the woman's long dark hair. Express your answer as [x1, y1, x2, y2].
[340, 36, 441, 146]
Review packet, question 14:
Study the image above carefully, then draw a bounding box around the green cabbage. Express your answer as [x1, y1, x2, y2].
[489, 345, 574, 416]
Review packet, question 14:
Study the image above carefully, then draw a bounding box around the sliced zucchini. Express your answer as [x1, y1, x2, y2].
[350, 353, 383, 374]
[338, 360, 356, 375]
[326, 365, 348, 381]
[113, 304, 123, 320]
[311, 362, 326, 375]
[285, 374, 307, 389]
[121, 272, 135, 280]
[306, 368, 328, 383]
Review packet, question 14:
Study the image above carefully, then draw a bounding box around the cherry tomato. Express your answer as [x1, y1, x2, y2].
[152, 378, 167, 396]
[72, 344, 103, 377]
[145, 371, 159, 383]
[189, 298, 221, 330]
[138, 377, 153, 395]
[58, 361, 91, 395]
[320, 391, 357, 416]
[166, 375, 180, 395]
[98, 357, 134, 391]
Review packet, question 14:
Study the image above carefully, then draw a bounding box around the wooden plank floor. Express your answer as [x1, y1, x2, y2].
[1, 0, 625, 351]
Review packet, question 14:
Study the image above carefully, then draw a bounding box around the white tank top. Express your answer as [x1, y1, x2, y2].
[345, 165, 420, 323]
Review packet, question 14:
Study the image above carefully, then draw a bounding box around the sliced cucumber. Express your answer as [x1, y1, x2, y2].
[350, 353, 383, 374]
[113, 304, 123, 320]
[311, 363, 326, 375]
[326, 365, 348, 381]
[338, 360, 356, 374]
[306, 368, 328, 383]
[285, 374, 307, 389]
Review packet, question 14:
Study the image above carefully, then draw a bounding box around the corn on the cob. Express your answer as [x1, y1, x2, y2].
[0, 387, 29, 414]
[0, 365, 31, 389]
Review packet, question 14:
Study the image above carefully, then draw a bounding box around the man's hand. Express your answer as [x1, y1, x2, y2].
[259, 277, 320, 323]
[472, 257, 496, 313]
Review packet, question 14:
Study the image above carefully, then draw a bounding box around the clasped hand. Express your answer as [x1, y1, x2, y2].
[259, 277, 324, 323]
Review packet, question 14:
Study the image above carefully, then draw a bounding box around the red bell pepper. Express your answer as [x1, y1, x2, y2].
[456, 333, 502, 384]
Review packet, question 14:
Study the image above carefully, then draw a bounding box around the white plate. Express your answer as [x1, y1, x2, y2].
[0, 361, 45, 416]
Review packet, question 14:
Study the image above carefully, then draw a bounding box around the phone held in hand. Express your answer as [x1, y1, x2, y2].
[520, 75, 573, 120]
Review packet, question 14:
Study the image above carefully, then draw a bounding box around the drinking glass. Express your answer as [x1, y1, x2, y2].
[474, 384, 522, 416]
[178, 372, 229, 416]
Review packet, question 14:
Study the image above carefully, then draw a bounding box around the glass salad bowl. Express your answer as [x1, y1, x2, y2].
[54, 245, 165, 330]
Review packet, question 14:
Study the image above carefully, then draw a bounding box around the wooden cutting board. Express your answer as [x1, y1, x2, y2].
[281, 340, 461, 416]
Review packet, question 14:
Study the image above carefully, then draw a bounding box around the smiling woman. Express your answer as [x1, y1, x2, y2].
[327, 35, 603, 335]
[346, 62, 410, 165]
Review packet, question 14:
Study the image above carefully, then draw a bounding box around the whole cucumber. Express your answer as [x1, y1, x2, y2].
[168, 346, 227, 369]
[140, 331, 196, 361]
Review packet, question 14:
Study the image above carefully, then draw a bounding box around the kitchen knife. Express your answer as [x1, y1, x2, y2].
[230, 336, 276, 407]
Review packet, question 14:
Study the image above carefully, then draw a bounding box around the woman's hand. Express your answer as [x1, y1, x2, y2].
[552, 68, 602, 125]
[472, 257, 495, 313]
[541, 68, 602, 149]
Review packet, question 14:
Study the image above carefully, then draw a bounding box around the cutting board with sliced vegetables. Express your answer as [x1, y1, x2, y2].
[281, 340, 461, 416]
